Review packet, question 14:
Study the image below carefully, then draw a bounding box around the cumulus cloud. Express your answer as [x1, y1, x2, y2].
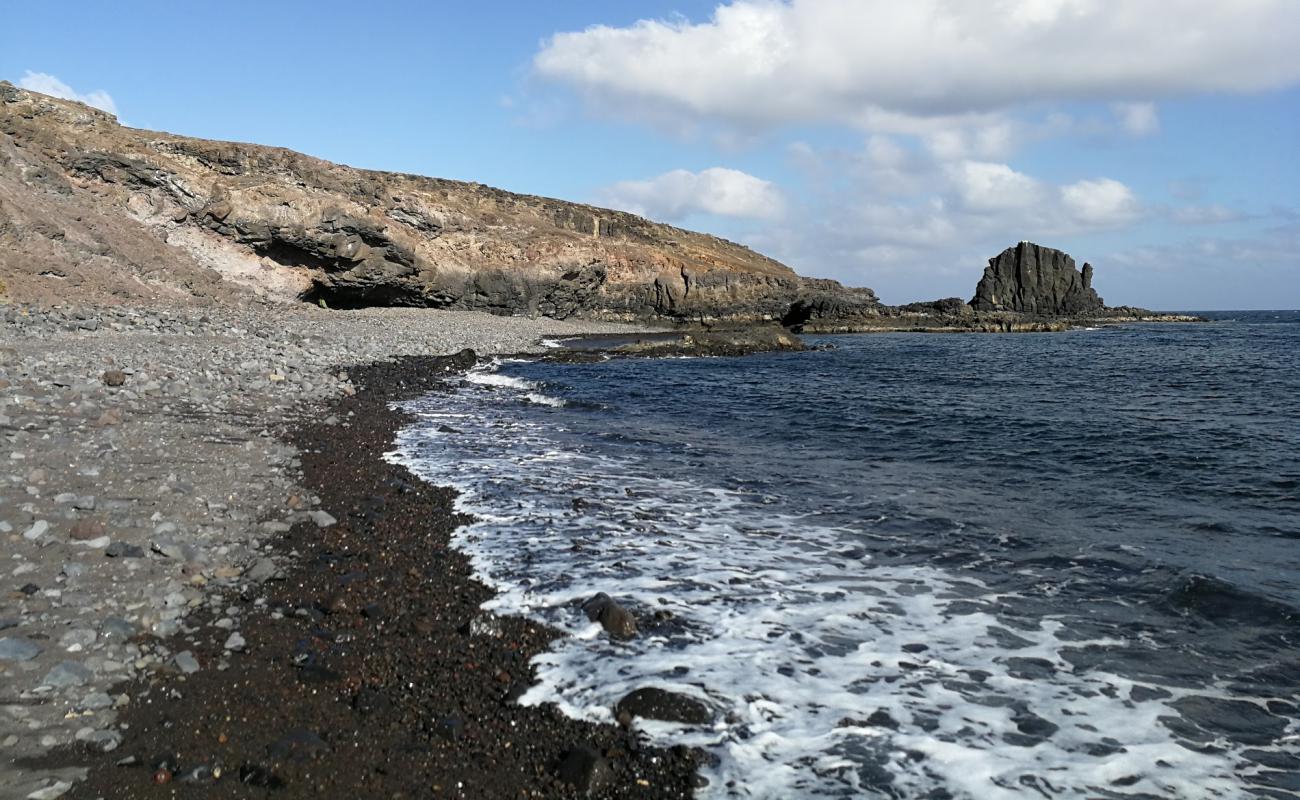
[948, 161, 1044, 212]
[597, 167, 786, 221]
[17, 71, 118, 116]
[1060, 178, 1141, 226]
[535, 0, 1300, 130]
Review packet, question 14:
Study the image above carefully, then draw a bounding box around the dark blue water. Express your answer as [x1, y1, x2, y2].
[396, 312, 1300, 798]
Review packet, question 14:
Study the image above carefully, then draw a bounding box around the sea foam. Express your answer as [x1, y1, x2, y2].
[390, 362, 1263, 799]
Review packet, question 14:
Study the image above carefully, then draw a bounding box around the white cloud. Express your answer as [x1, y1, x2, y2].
[1060, 178, 1141, 226]
[597, 167, 786, 221]
[948, 161, 1043, 212]
[16, 71, 118, 116]
[535, 0, 1300, 131]
[1112, 102, 1160, 136]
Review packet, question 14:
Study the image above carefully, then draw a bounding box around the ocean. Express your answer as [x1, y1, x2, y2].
[392, 312, 1300, 798]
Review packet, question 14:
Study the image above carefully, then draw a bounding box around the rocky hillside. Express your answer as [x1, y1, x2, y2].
[0, 82, 880, 325]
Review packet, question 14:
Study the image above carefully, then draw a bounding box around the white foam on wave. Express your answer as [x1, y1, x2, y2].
[463, 371, 536, 390]
[388, 377, 1255, 799]
[461, 361, 566, 406]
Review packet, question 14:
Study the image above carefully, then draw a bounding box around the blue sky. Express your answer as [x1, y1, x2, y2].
[4, 0, 1298, 309]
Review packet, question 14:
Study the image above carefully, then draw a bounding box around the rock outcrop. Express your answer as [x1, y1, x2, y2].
[969, 241, 1104, 315]
[0, 82, 881, 326]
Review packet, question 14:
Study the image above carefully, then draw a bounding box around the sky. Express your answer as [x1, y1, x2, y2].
[3, 0, 1298, 310]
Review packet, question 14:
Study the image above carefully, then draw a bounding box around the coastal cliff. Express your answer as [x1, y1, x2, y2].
[0, 82, 880, 326]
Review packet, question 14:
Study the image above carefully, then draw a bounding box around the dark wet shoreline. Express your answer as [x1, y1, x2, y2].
[44, 351, 700, 799]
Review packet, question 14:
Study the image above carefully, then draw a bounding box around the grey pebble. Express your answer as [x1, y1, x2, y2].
[41, 660, 94, 688]
[58, 628, 97, 649]
[173, 650, 200, 674]
[22, 520, 49, 541]
[99, 617, 136, 640]
[80, 692, 113, 710]
[105, 541, 145, 558]
[245, 557, 278, 582]
[309, 510, 338, 528]
[0, 637, 43, 661]
[26, 780, 72, 800]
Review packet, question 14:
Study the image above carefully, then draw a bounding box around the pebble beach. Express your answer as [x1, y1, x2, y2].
[0, 303, 693, 799]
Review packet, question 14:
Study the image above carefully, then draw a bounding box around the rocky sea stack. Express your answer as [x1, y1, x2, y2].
[970, 241, 1104, 315]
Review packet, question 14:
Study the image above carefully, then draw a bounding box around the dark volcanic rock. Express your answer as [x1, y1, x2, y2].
[781, 279, 882, 331]
[608, 326, 806, 358]
[615, 687, 712, 725]
[970, 242, 1105, 315]
[556, 745, 615, 795]
[582, 592, 638, 639]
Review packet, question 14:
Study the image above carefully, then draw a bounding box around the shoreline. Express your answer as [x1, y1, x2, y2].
[40, 351, 700, 798]
[0, 305, 688, 800]
[0, 304, 1234, 799]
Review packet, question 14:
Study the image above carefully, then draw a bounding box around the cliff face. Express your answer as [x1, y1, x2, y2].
[969, 242, 1104, 315]
[0, 83, 880, 324]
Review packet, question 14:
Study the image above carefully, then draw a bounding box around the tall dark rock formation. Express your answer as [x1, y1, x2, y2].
[969, 242, 1104, 315]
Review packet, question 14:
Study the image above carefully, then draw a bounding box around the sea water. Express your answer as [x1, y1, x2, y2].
[392, 312, 1300, 798]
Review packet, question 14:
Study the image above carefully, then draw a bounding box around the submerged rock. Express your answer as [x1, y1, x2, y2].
[615, 687, 712, 725]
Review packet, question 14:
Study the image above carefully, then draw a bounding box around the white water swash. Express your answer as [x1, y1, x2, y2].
[389, 358, 1274, 798]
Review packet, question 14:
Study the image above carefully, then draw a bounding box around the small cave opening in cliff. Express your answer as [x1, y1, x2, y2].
[256, 241, 334, 273]
[250, 241, 426, 310]
[780, 301, 814, 331]
[299, 281, 432, 310]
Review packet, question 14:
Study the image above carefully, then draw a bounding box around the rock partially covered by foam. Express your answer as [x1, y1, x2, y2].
[970, 242, 1105, 315]
[616, 687, 712, 725]
[582, 593, 638, 640]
